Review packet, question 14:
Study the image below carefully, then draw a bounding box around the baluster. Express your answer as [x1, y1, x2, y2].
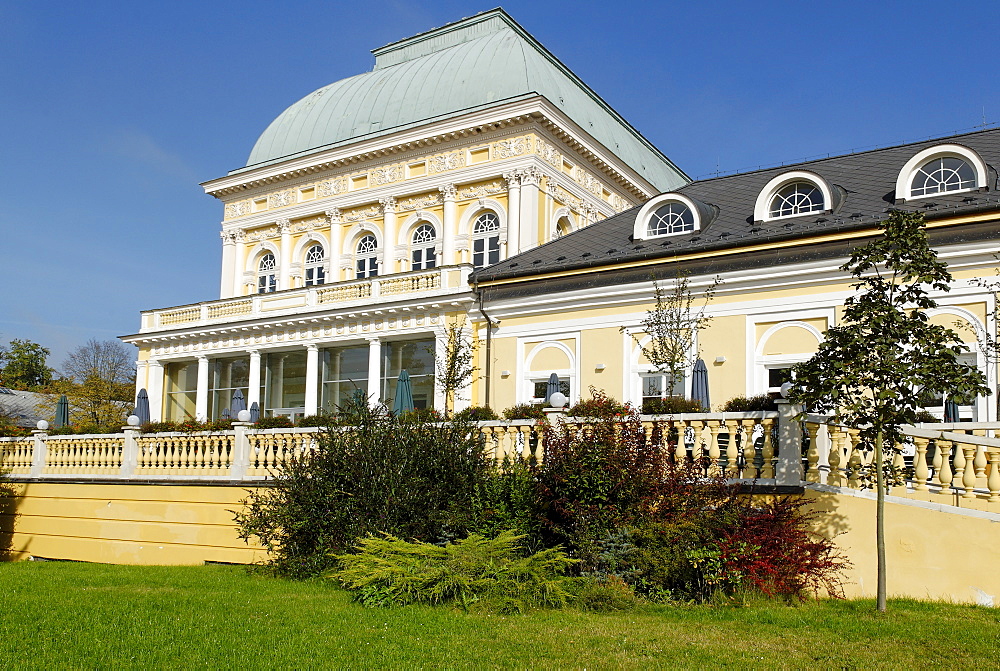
[760, 419, 775, 479]
[805, 423, 821, 483]
[687, 421, 702, 464]
[891, 440, 906, 493]
[738, 421, 752, 478]
[987, 450, 1000, 504]
[519, 425, 532, 461]
[962, 445, 977, 499]
[952, 440, 966, 494]
[720, 420, 735, 473]
[912, 437, 930, 492]
[717, 422, 735, 477]
[974, 442, 988, 480]
[827, 427, 843, 487]
[937, 440, 953, 497]
[705, 421, 720, 476]
[671, 422, 685, 465]
[480, 426, 494, 461]
[846, 431, 862, 489]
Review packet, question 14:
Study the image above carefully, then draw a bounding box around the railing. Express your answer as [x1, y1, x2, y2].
[803, 415, 1000, 512]
[0, 411, 784, 484]
[141, 265, 472, 331]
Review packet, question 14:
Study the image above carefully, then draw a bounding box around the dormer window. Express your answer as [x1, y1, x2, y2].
[896, 144, 988, 202]
[632, 193, 707, 241]
[754, 171, 834, 222]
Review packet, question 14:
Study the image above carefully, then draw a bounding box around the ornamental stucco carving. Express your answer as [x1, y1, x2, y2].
[573, 167, 604, 196]
[535, 138, 562, 169]
[325, 208, 343, 224]
[317, 178, 347, 197]
[397, 193, 441, 211]
[225, 200, 251, 219]
[429, 151, 465, 173]
[492, 136, 531, 159]
[344, 205, 380, 222]
[460, 181, 505, 199]
[519, 166, 542, 187]
[276, 219, 292, 234]
[379, 197, 397, 213]
[439, 184, 458, 201]
[269, 190, 294, 208]
[247, 226, 279, 242]
[370, 164, 402, 186]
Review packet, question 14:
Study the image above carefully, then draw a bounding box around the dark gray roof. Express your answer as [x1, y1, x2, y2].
[473, 128, 1000, 283]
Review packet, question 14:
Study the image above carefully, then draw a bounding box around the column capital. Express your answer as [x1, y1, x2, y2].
[379, 197, 397, 213]
[197, 354, 209, 363]
[233, 229, 246, 243]
[277, 218, 292, 234]
[147, 359, 163, 369]
[220, 230, 236, 245]
[439, 184, 458, 201]
[325, 208, 343, 224]
[364, 335, 381, 344]
[503, 171, 522, 189]
[305, 343, 319, 352]
[247, 348, 260, 357]
[520, 166, 542, 187]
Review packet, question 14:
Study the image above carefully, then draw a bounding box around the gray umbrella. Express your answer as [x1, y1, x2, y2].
[231, 389, 247, 415]
[943, 398, 960, 423]
[54, 394, 70, 429]
[393, 369, 415, 415]
[221, 408, 230, 420]
[691, 358, 710, 411]
[134, 389, 151, 425]
[249, 401, 260, 422]
[545, 373, 560, 405]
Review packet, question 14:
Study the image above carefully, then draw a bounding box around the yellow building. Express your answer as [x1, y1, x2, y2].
[123, 9, 687, 421]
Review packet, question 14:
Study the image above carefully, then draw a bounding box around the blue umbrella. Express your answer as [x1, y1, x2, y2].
[54, 394, 70, 428]
[231, 389, 247, 415]
[943, 398, 960, 423]
[691, 358, 710, 411]
[221, 408, 231, 420]
[249, 401, 260, 422]
[393, 370, 415, 415]
[545, 373, 560, 405]
[134, 389, 151, 425]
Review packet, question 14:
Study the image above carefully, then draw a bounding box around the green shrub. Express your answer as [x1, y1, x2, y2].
[296, 414, 336, 427]
[567, 389, 629, 417]
[453, 406, 499, 422]
[461, 456, 540, 544]
[255, 415, 294, 429]
[330, 531, 578, 612]
[399, 407, 441, 422]
[141, 421, 178, 433]
[641, 397, 704, 414]
[49, 426, 77, 435]
[571, 575, 639, 612]
[502, 404, 546, 420]
[208, 418, 234, 431]
[235, 396, 492, 578]
[912, 410, 938, 423]
[721, 395, 777, 412]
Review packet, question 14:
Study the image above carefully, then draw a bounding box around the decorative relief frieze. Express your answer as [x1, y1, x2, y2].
[609, 193, 630, 213]
[370, 164, 403, 186]
[535, 138, 562, 169]
[344, 205, 381, 222]
[247, 226, 280, 242]
[459, 181, 505, 200]
[317, 178, 347, 197]
[379, 197, 397, 213]
[397, 193, 441, 211]
[325, 208, 342, 224]
[224, 200, 251, 220]
[547, 183, 583, 212]
[269, 190, 294, 208]
[439, 184, 458, 201]
[573, 167, 605, 196]
[429, 151, 465, 173]
[492, 136, 532, 160]
[292, 216, 326, 233]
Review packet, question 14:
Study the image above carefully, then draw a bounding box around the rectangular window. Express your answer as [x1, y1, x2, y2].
[321, 345, 369, 414]
[640, 373, 684, 404]
[766, 366, 793, 393]
[163, 361, 198, 421]
[381, 339, 435, 410]
[356, 257, 377, 279]
[473, 236, 500, 269]
[209, 356, 250, 420]
[305, 266, 325, 286]
[532, 379, 571, 404]
[412, 247, 438, 271]
[261, 350, 307, 420]
[258, 273, 276, 293]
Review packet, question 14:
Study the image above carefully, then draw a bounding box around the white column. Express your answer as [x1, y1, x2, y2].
[134, 360, 148, 401]
[147, 360, 164, 422]
[439, 184, 458, 266]
[304, 344, 319, 416]
[433, 328, 448, 411]
[247, 349, 261, 409]
[195, 355, 210, 421]
[233, 230, 247, 296]
[380, 198, 397, 274]
[504, 172, 521, 255]
[519, 167, 541, 254]
[278, 219, 292, 290]
[220, 231, 235, 298]
[366, 337, 381, 405]
[327, 209, 342, 283]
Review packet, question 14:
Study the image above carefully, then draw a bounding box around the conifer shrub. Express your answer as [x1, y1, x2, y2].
[235, 396, 492, 578]
[330, 531, 577, 613]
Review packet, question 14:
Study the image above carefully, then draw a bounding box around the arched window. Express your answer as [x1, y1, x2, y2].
[257, 253, 277, 294]
[355, 234, 378, 279]
[304, 244, 326, 286]
[472, 212, 501, 270]
[647, 201, 694, 236]
[909, 157, 977, 197]
[411, 223, 437, 271]
[555, 216, 572, 239]
[767, 182, 824, 218]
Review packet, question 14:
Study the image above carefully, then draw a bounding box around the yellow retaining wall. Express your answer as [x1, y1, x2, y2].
[1, 482, 265, 565]
[805, 486, 1000, 605]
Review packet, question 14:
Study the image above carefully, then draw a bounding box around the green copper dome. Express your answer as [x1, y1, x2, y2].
[242, 10, 687, 192]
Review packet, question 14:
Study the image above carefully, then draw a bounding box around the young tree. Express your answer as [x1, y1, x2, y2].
[789, 210, 990, 613]
[623, 273, 720, 398]
[0, 339, 53, 390]
[434, 321, 477, 416]
[60, 339, 137, 428]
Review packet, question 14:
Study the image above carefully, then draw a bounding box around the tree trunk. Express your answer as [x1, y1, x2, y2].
[875, 427, 887, 613]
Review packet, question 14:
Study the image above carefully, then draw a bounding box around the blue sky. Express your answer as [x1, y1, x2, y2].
[2, 0, 998, 368]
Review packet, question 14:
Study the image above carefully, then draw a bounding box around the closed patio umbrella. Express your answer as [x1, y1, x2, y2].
[54, 394, 70, 429]
[545, 373, 560, 405]
[249, 401, 260, 423]
[943, 398, 960, 423]
[134, 389, 151, 425]
[691, 358, 710, 411]
[231, 389, 247, 415]
[393, 370, 415, 415]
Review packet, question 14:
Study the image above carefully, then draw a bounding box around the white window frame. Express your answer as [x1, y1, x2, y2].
[472, 212, 502, 270]
[632, 193, 702, 240]
[410, 222, 437, 271]
[754, 171, 833, 222]
[304, 244, 326, 286]
[895, 144, 987, 202]
[355, 234, 378, 279]
[257, 253, 277, 294]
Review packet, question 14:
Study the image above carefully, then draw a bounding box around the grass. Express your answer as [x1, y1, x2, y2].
[1, 562, 997, 669]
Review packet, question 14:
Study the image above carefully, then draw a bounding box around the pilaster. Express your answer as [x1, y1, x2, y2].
[440, 184, 458, 266]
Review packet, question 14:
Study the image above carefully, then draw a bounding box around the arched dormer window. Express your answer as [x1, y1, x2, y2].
[753, 171, 834, 222]
[632, 193, 707, 241]
[896, 144, 988, 201]
[411, 223, 437, 271]
[257, 253, 277, 294]
[355, 234, 378, 279]
[304, 244, 326, 286]
[472, 212, 501, 270]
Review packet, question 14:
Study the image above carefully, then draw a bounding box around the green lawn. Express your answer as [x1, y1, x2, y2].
[1, 563, 997, 669]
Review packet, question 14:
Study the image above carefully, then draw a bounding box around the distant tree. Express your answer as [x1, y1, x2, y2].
[623, 273, 721, 398]
[59, 339, 136, 428]
[789, 210, 990, 614]
[0, 339, 53, 390]
[434, 321, 477, 416]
